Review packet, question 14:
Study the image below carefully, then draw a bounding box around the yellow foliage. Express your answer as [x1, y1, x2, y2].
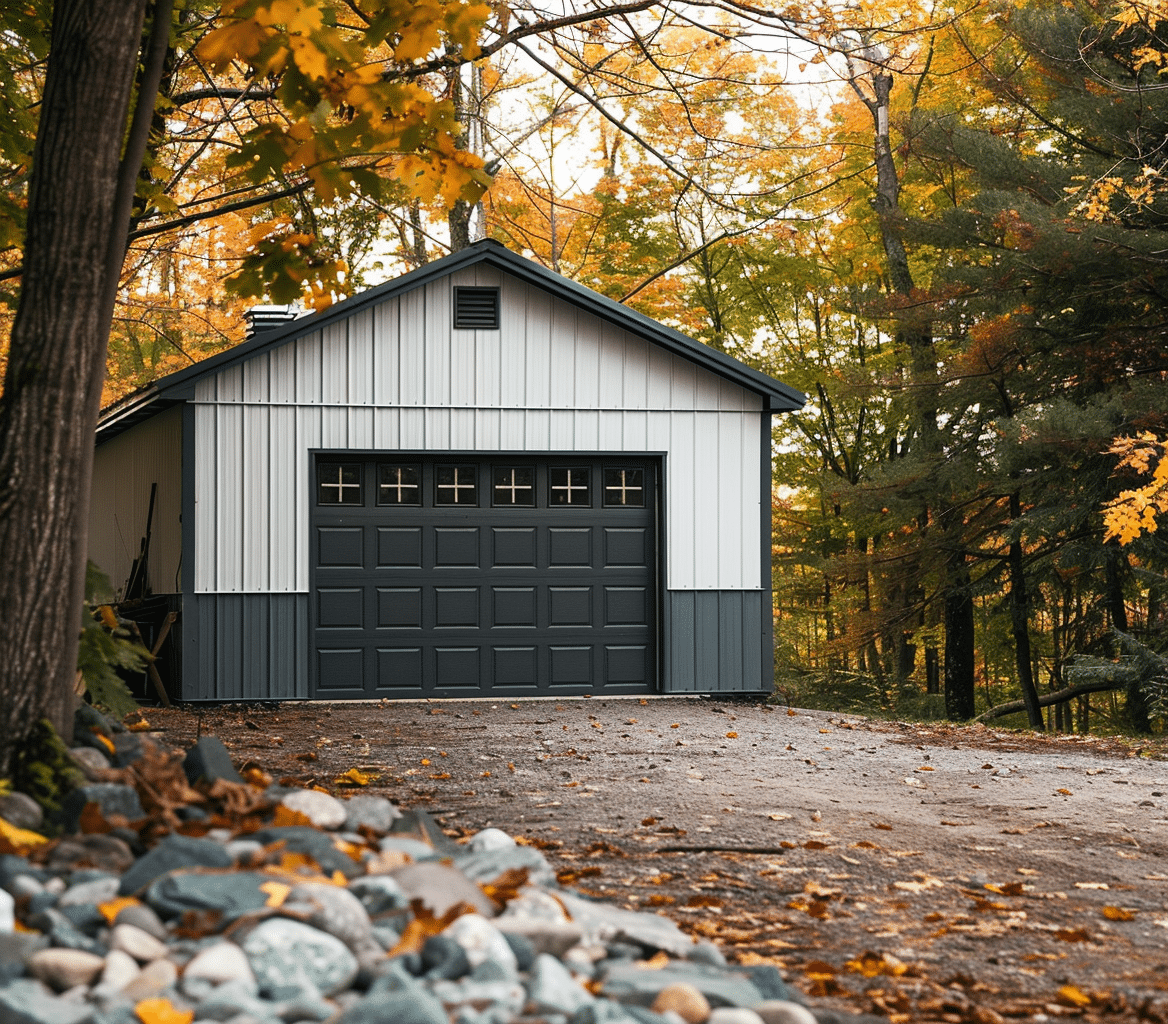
[1102, 434, 1168, 545]
[0, 816, 49, 856]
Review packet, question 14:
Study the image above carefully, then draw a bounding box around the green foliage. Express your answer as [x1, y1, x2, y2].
[11, 718, 83, 826]
[77, 563, 145, 720]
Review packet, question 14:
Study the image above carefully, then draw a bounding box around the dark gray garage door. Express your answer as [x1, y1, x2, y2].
[310, 455, 658, 699]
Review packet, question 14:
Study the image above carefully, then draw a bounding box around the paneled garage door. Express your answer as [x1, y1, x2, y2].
[310, 455, 658, 698]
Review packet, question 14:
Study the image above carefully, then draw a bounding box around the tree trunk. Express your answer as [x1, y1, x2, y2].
[0, 0, 153, 774]
[1008, 492, 1043, 728]
[944, 553, 976, 720]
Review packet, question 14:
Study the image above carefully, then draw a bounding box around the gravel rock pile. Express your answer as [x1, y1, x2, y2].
[0, 724, 877, 1024]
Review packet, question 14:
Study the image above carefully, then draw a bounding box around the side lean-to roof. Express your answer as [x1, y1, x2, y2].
[96, 238, 805, 443]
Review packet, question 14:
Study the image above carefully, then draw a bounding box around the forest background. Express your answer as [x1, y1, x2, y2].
[3, 0, 1168, 773]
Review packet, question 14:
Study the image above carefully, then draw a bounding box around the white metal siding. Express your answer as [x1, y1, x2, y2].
[193, 268, 764, 594]
[89, 404, 183, 596]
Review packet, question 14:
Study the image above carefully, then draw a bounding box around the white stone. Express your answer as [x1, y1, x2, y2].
[92, 950, 140, 1001]
[110, 922, 169, 963]
[58, 875, 120, 908]
[182, 941, 257, 989]
[467, 827, 515, 852]
[495, 917, 584, 959]
[442, 913, 518, 974]
[0, 887, 13, 932]
[279, 789, 347, 830]
[119, 957, 178, 1000]
[709, 1010, 766, 1024]
[27, 948, 106, 991]
[752, 1001, 818, 1024]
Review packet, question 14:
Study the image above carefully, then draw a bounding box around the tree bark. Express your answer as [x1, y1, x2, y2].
[973, 677, 1129, 723]
[1008, 492, 1043, 728]
[0, 0, 154, 774]
[943, 553, 976, 720]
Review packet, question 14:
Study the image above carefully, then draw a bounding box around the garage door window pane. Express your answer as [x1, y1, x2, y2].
[603, 468, 644, 507]
[378, 464, 421, 505]
[318, 463, 363, 505]
[494, 467, 534, 506]
[550, 468, 590, 506]
[436, 465, 478, 505]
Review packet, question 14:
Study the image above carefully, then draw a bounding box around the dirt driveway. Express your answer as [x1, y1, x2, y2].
[149, 695, 1168, 1021]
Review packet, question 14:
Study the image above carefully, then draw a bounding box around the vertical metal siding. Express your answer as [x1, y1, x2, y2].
[192, 270, 765, 598]
[88, 404, 184, 596]
[191, 594, 309, 700]
[665, 591, 765, 692]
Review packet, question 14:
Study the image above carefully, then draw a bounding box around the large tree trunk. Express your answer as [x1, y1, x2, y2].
[0, 0, 155, 774]
[1009, 492, 1044, 728]
[943, 553, 976, 720]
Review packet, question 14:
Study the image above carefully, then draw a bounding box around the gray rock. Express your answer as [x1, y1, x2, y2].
[442, 913, 517, 973]
[47, 835, 135, 875]
[110, 922, 169, 963]
[390, 861, 495, 918]
[377, 836, 437, 861]
[145, 870, 273, 921]
[184, 941, 258, 989]
[0, 886, 12, 932]
[26, 908, 104, 954]
[119, 833, 234, 896]
[69, 745, 112, 778]
[58, 875, 120, 909]
[528, 952, 596, 1015]
[109, 732, 143, 768]
[112, 902, 168, 941]
[183, 736, 244, 786]
[427, 976, 526, 1017]
[341, 795, 400, 834]
[387, 809, 460, 857]
[0, 791, 44, 830]
[741, 964, 794, 1002]
[454, 844, 555, 887]
[27, 947, 107, 990]
[495, 916, 584, 959]
[420, 934, 471, 980]
[347, 876, 407, 917]
[277, 995, 336, 1022]
[279, 790, 347, 830]
[0, 854, 45, 888]
[241, 918, 359, 997]
[500, 929, 534, 971]
[753, 1003, 817, 1024]
[599, 962, 765, 1010]
[191, 978, 278, 1022]
[226, 839, 265, 865]
[247, 828, 362, 879]
[689, 940, 727, 967]
[337, 991, 449, 1024]
[466, 828, 515, 853]
[557, 892, 694, 958]
[0, 930, 49, 983]
[0, 978, 95, 1024]
[571, 999, 673, 1023]
[58, 784, 144, 834]
[285, 881, 375, 953]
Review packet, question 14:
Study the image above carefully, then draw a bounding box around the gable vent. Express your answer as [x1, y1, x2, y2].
[453, 286, 500, 329]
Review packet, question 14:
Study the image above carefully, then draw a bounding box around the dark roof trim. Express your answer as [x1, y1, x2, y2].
[98, 239, 805, 442]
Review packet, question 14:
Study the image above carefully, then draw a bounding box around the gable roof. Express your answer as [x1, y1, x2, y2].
[97, 238, 805, 442]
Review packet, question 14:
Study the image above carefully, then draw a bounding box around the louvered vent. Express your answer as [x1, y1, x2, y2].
[453, 286, 500, 329]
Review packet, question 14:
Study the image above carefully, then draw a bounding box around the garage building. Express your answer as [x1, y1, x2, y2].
[91, 239, 804, 701]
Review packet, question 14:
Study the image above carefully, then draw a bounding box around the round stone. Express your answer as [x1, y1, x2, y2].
[27, 948, 106, 991]
[442, 913, 518, 974]
[112, 902, 168, 941]
[279, 789, 348, 830]
[68, 746, 112, 777]
[119, 957, 178, 1001]
[57, 875, 120, 909]
[92, 949, 141, 999]
[0, 888, 13, 933]
[466, 828, 515, 852]
[752, 1001, 818, 1024]
[651, 982, 712, 1024]
[241, 917, 359, 996]
[47, 834, 135, 875]
[110, 922, 169, 963]
[182, 941, 257, 989]
[286, 881, 374, 952]
[708, 1010, 766, 1024]
[341, 795, 400, 834]
[0, 791, 44, 831]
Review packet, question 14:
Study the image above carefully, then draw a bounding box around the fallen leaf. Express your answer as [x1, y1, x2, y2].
[97, 896, 140, 925]
[333, 767, 375, 787]
[1103, 905, 1136, 921]
[1054, 927, 1091, 943]
[1057, 788, 1073, 796]
[271, 805, 314, 828]
[135, 998, 194, 1024]
[1057, 985, 1092, 1007]
[787, 709, 797, 716]
[259, 881, 291, 907]
[803, 840, 829, 850]
[917, 765, 935, 772]
[670, 723, 680, 729]
[768, 813, 791, 821]
[1075, 882, 1109, 890]
[985, 882, 1026, 896]
[845, 951, 908, 978]
[726, 732, 738, 739]
[872, 823, 893, 831]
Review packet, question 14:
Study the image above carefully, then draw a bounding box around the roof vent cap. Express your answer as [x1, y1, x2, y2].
[244, 304, 301, 339]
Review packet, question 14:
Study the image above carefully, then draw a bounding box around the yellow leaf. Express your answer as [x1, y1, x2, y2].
[1103, 905, 1136, 921]
[135, 998, 195, 1024]
[333, 767, 373, 787]
[97, 896, 140, 925]
[726, 731, 738, 738]
[98, 604, 119, 629]
[259, 881, 291, 907]
[0, 816, 49, 856]
[1057, 985, 1092, 1008]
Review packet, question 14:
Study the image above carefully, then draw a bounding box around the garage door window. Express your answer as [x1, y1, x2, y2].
[378, 464, 420, 505]
[550, 467, 590, 506]
[604, 467, 644, 507]
[436, 465, 478, 505]
[493, 467, 535, 506]
[318, 463, 363, 505]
